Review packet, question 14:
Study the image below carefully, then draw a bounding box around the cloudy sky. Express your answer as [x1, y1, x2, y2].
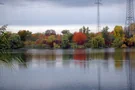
[0, 0, 130, 33]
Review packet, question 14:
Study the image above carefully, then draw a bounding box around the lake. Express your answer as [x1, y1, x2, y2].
[0, 48, 135, 90]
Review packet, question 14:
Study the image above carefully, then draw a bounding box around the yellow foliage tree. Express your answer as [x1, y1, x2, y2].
[113, 26, 124, 38]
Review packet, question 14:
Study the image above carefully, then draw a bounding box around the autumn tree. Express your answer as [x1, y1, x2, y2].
[127, 35, 135, 47]
[18, 30, 32, 41]
[31, 33, 41, 41]
[46, 35, 56, 48]
[55, 34, 61, 45]
[112, 37, 123, 48]
[89, 33, 95, 38]
[113, 26, 124, 38]
[73, 32, 87, 45]
[113, 26, 124, 48]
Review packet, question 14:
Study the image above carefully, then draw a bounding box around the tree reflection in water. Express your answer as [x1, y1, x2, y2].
[114, 49, 123, 69]
[73, 49, 89, 68]
[0, 50, 27, 68]
[74, 49, 86, 60]
[62, 50, 73, 67]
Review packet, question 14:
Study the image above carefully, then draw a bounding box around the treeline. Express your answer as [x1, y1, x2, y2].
[0, 24, 135, 49]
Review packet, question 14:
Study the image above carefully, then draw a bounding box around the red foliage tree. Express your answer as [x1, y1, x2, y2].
[73, 32, 87, 45]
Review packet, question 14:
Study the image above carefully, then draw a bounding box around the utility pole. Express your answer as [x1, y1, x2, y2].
[95, 0, 102, 33]
[125, 0, 135, 37]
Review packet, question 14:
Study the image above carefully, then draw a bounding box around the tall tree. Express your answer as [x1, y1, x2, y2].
[79, 26, 90, 34]
[102, 26, 113, 47]
[113, 26, 124, 48]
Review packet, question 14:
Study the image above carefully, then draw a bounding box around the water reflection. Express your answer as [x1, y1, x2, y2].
[0, 50, 26, 66]
[74, 49, 86, 60]
[1, 48, 135, 70]
[0, 48, 135, 90]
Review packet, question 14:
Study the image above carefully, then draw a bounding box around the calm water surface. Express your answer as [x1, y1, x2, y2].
[0, 48, 135, 90]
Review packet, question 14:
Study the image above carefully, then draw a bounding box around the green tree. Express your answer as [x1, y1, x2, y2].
[79, 26, 90, 35]
[91, 36, 105, 48]
[9, 34, 23, 49]
[61, 30, 70, 34]
[0, 24, 8, 34]
[62, 34, 70, 49]
[47, 35, 56, 43]
[101, 26, 113, 47]
[0, 25, 10, 49]
[0, 32, 10, 49]
[102, 26, 109, 39]
[84, 32, 95, 48]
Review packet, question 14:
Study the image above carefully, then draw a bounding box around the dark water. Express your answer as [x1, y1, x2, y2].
[0, 48, 135, 90]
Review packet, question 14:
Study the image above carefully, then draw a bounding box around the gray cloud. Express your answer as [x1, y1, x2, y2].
[28, 0, 125, 7]
[0, 0, 28, 7]
[27, 0, 125, 7]
[0, 3, 4, 5]
[0, 0, 127, 26]
[28, 0, 94, 7]
[0, 0, 126, 7]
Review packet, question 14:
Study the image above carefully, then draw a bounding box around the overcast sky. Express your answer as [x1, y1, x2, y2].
[0, 0, 132, 33]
